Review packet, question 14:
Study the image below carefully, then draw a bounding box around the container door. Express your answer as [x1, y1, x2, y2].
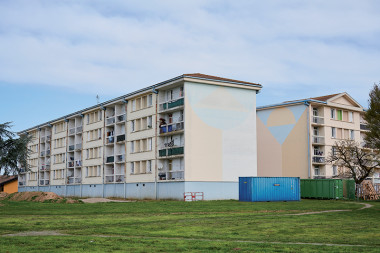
[239, 177, 251, 201]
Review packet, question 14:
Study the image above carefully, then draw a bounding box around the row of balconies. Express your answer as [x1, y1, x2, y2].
[159, 147, 184, 157]
[69, 126, 83, 136]
[105, 154, 125, 164]
[106, 114, 126, 126]
[105, 134, 126, 145]
[159, 97, 184, 112]
[68, 160, 82, 168]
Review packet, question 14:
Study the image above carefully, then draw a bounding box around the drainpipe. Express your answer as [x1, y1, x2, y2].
[305, 101, 311, 179]
[152, 87, 158, 200]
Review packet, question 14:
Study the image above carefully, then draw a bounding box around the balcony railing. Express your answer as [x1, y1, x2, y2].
[159, 147, 184, 157]
[46, 164, 50, 170]
[75, 143, 82, 150]
[312, 136, 325, 144]
[312, 156, 326, 164]
[106, 156, 114, 163]
[68, 161, 74, 168]
[69, 145, 75, 151]
[75, 160, 82, 167]
[41, 137, 45, 143]
[159, 97, 184, 112]
[116, 154, 125, 163]
[69, 128, 76, 135]
[360, 124, 369, 131]
[46, 149, 51, 156]
[19, 181, 25, 186]
[76, 126, 83, 134]
[106, 136, 114, 144]
[40, 151, 45, 157]
[312, 116, 324, 125]
[106, 117, 116, 125]
[116, 134, 125, 142]
[46, 135, 51, 142]
[106, 174, 125, 183]
[105, 175, 115, 183]
[39, 179, 50, 186]
[116, 114, 126, 123]
[67, 177, 81, 184]
[160, 121, 184, 134]
[313, 150, 324, 156]
[158, 171, 184, 181]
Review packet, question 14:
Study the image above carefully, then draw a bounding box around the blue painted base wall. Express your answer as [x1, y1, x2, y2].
[18, 181, 239, 200]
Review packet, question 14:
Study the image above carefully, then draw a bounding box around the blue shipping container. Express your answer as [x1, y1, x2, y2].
[239, 177, 300, 202]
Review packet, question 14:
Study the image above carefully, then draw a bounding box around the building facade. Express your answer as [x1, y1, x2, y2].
[257, 92, 378, 180]
[18, 74, 262, 200]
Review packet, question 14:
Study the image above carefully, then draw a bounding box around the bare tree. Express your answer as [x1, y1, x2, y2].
[327, 139, 380, 185]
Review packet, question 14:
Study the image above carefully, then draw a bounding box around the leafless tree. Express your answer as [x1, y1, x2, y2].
[327, 139, 380, 185]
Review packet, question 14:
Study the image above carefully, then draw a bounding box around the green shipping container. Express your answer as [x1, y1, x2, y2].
[301, 179, 343, 199]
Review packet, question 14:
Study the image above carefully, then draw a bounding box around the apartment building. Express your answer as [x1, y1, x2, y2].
[18, 73, 262, 200]
[256, 92, 379, 180]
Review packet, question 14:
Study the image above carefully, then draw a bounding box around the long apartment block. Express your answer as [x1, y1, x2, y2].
[256, 92, 380, 181]
[18, 74, 262, 200]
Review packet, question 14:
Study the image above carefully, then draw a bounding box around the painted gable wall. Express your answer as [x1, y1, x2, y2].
[184, 81, 257, 182]
[257, 104, 309, 178]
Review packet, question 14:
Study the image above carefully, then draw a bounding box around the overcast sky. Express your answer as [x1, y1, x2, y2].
[1, 0, 379, 132]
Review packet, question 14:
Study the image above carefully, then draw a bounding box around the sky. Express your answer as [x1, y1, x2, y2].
[0, 0, 379, 133]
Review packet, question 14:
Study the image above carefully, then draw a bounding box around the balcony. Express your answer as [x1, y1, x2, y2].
[46, 149, 51, 156]
[46, 164, 50, 170]
[312, 136, 325, 145]
[68, 161, 74, 168]
[40, 165, 45, 171]
[40, 151, 45, 157]
[18, 181, 25, 186]
[159, 97, 184, 112]
[116, 134, 125, 142]
[159, 147, 184, 157]
[360, 124, 369, 131]
[67, 177, 81, 184]
[116, 154, 125, 163]
[75, 160, 82, 167]
[69, 128, 76, 135]
[106, 117, 116, 125]
[75, 143, 82, 150]
[116, 114, 126, 124]
[41, 137, 45, 143]
[68, 145, 75, 151]
[46, 135, 51, 142]
[312, 156, 326, 164]
[106, 136, 114, 145]
[39, 179, 50, 186]
[312, 116, 324, 125]
[160, 122, 184, 135]
[158, 171, 184, 181]
[76, 126, 83, 134]
[106, 156, 114, 163]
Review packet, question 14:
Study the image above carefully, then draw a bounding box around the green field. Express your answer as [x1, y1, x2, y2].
[0, 199, 379, 252]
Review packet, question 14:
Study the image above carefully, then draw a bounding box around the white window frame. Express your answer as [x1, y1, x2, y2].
[349, 112, 353, 122]
[332, 127, 336, 138]
[331, 109, 335, 119]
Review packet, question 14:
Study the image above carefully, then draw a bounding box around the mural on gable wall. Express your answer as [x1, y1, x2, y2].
[184, 82, 258, 182]
[256, 104, 309, 178]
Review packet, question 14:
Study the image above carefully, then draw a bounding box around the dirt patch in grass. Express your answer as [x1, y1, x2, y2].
[0, 192, 81, 203]
[3, 231, 68, 237]
[81, 198, 134, 203]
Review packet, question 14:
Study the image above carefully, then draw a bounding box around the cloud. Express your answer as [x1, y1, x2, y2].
[0, 0, 379, 106]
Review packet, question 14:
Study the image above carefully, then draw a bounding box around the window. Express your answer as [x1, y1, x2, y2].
[132, 100, 136, 111]
[313, 127, 319, 136]
[349, 112, 353, 122]
[131, 142, 134, 153]
[54, 153, 65, 164]
[87, 111, 102, 124]
[314, 166, 320, 176]
[332, 165, 337, 176]
[313, 108, 318, 116]
[147, 116, 152, 128]
[54, 137, 65, 148]
[331, 109, 335, 119]
[86, 166, 101, 177]
[337, 110, 343, 121]
[350, 130, 355, 140]
[180, 87, 184, 97]
[87, 129, 102, 142]
[180, 110, 184, 121]
[332, 146, 337, 156]
[86, 147, 101, 159]
[332, 127, 336, 138]
[131, 120, 135, 132]
[55, 122, 65, 133]
[148, 138, 152, 151]
[131, 162, 135, 174]
[167, 90, 173, 101]
[148, 94, 153, 107]
[53, 169, 64, 180]
[147, 160, 152, 173]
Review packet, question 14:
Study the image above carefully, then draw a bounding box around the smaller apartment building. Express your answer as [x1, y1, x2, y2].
[18, 74, 262, 200]
[257, 93, 379, 181]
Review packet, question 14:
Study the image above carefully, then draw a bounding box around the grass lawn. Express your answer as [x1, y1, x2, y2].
[0, 199, 379, 252]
